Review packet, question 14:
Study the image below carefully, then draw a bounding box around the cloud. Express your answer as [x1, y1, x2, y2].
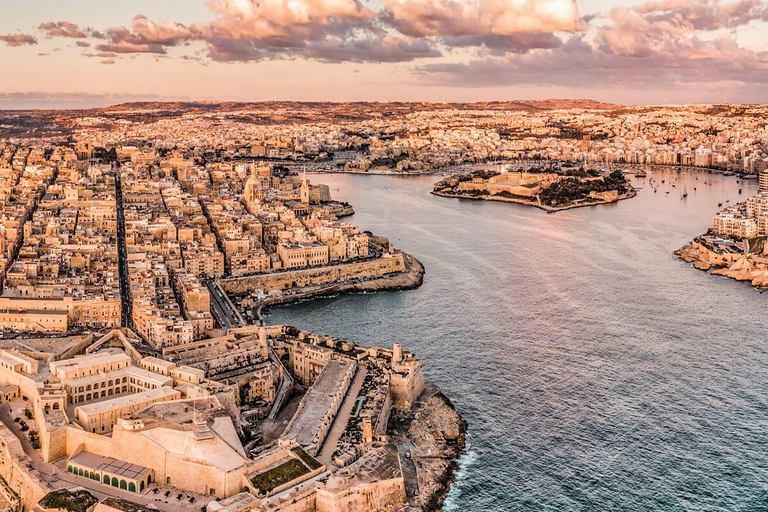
[97, 15, 199, 54]
[634, 0, 768, 30]
[304, 34, 441, 62]
[39, 21, 88, 38]
[382, 0, 584, 37]
[442, 33, 563, 56]
[0, 33, 37, 47]
[418, 32, 768, 91]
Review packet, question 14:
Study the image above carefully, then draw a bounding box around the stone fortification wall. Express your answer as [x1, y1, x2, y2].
[390, 365, 425, 412]
[66, 426, 247, 497]
[0, 366, 66, 463]
[315, 478, 406, 512]
[0, 424, 50, 511]
[221, 254, 406, 295]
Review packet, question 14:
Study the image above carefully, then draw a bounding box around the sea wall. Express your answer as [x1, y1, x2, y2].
[221, 254, 407, 295]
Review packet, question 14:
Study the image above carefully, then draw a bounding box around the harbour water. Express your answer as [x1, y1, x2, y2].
[267, 170, 768, 511]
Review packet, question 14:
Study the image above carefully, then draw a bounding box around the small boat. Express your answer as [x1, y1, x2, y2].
[739, 187, 743, 194]
[718, 202, 723, 207]
[726, 199, 731, 203]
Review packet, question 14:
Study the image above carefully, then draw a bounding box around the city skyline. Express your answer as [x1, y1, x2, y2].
[3, 0, 768, 108]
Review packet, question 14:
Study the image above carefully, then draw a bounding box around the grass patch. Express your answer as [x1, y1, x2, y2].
[39, 490, 98, 512]
[250, 459, 310, 494]
[292, 447, 323, 470]
[101, 499, 152, 512]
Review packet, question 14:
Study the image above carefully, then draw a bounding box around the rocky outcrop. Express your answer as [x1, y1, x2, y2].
[390, 384, 467, 512]
[677, 240, 768, 291]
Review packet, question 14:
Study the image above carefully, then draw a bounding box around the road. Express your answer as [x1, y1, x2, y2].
[205, 280, 246, 331]
[267, 349, 294, 420]
[114, 164, 132, 329]
[316, 367, 367, 466]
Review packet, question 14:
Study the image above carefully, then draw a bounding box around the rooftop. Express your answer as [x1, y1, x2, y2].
[68, 451, 151, 481]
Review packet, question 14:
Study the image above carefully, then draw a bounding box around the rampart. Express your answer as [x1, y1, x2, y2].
[220, 254, 407, 295]
[0, 424, 50, 511]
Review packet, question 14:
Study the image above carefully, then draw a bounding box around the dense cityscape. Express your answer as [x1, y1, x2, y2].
[1, 96, 768, 511]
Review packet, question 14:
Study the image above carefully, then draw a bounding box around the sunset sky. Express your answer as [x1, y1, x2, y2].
[2, 0, 768, 108]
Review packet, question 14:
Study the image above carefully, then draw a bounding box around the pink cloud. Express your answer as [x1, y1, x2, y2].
[0, 33, 37, 47]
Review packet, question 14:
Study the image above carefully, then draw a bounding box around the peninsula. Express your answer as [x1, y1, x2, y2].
[677, 173, 768, 291]
[0, 134, 461, 512]
[432, 166, 635, 212]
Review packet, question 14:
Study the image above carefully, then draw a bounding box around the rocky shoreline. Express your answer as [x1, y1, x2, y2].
[390, 384, 468, 512]
[676, 240, 768, 291]
[254, 252, 425, 322]
[431, 188, 636, 212]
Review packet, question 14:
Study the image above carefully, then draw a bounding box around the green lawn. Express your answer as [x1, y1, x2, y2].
[251, 459, 310, 494]
[292, 447, 323, 470]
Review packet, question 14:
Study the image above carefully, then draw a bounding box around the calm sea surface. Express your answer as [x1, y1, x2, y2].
[266, 170, 768, 511]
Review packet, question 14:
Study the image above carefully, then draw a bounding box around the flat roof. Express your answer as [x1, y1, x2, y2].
[286, 360, 355, 447]
[76, 386, 179, 415]
[140, 356, 175, 369]
[69, 451, 151, 480]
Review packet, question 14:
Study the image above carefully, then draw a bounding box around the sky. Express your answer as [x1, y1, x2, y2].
[1, 0, 768, 108]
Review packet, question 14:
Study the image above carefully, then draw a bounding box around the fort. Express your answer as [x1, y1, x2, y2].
[432, 166, 635, 212]
[0, 325, 464, 512]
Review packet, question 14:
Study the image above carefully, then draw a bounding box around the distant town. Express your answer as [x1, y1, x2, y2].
[3, 101, 767, 176]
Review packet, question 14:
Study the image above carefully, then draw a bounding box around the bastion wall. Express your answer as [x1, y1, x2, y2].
[220, 254, 406, 295]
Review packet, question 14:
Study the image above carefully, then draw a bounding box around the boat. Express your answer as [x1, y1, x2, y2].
[718, 202, 723, 207]
[739, 187, 743, 194]
[636, 170, 647, 178]
[681, 187, 688, 199]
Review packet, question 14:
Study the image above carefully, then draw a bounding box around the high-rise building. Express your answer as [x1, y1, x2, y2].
[759, 169, 768, 193]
